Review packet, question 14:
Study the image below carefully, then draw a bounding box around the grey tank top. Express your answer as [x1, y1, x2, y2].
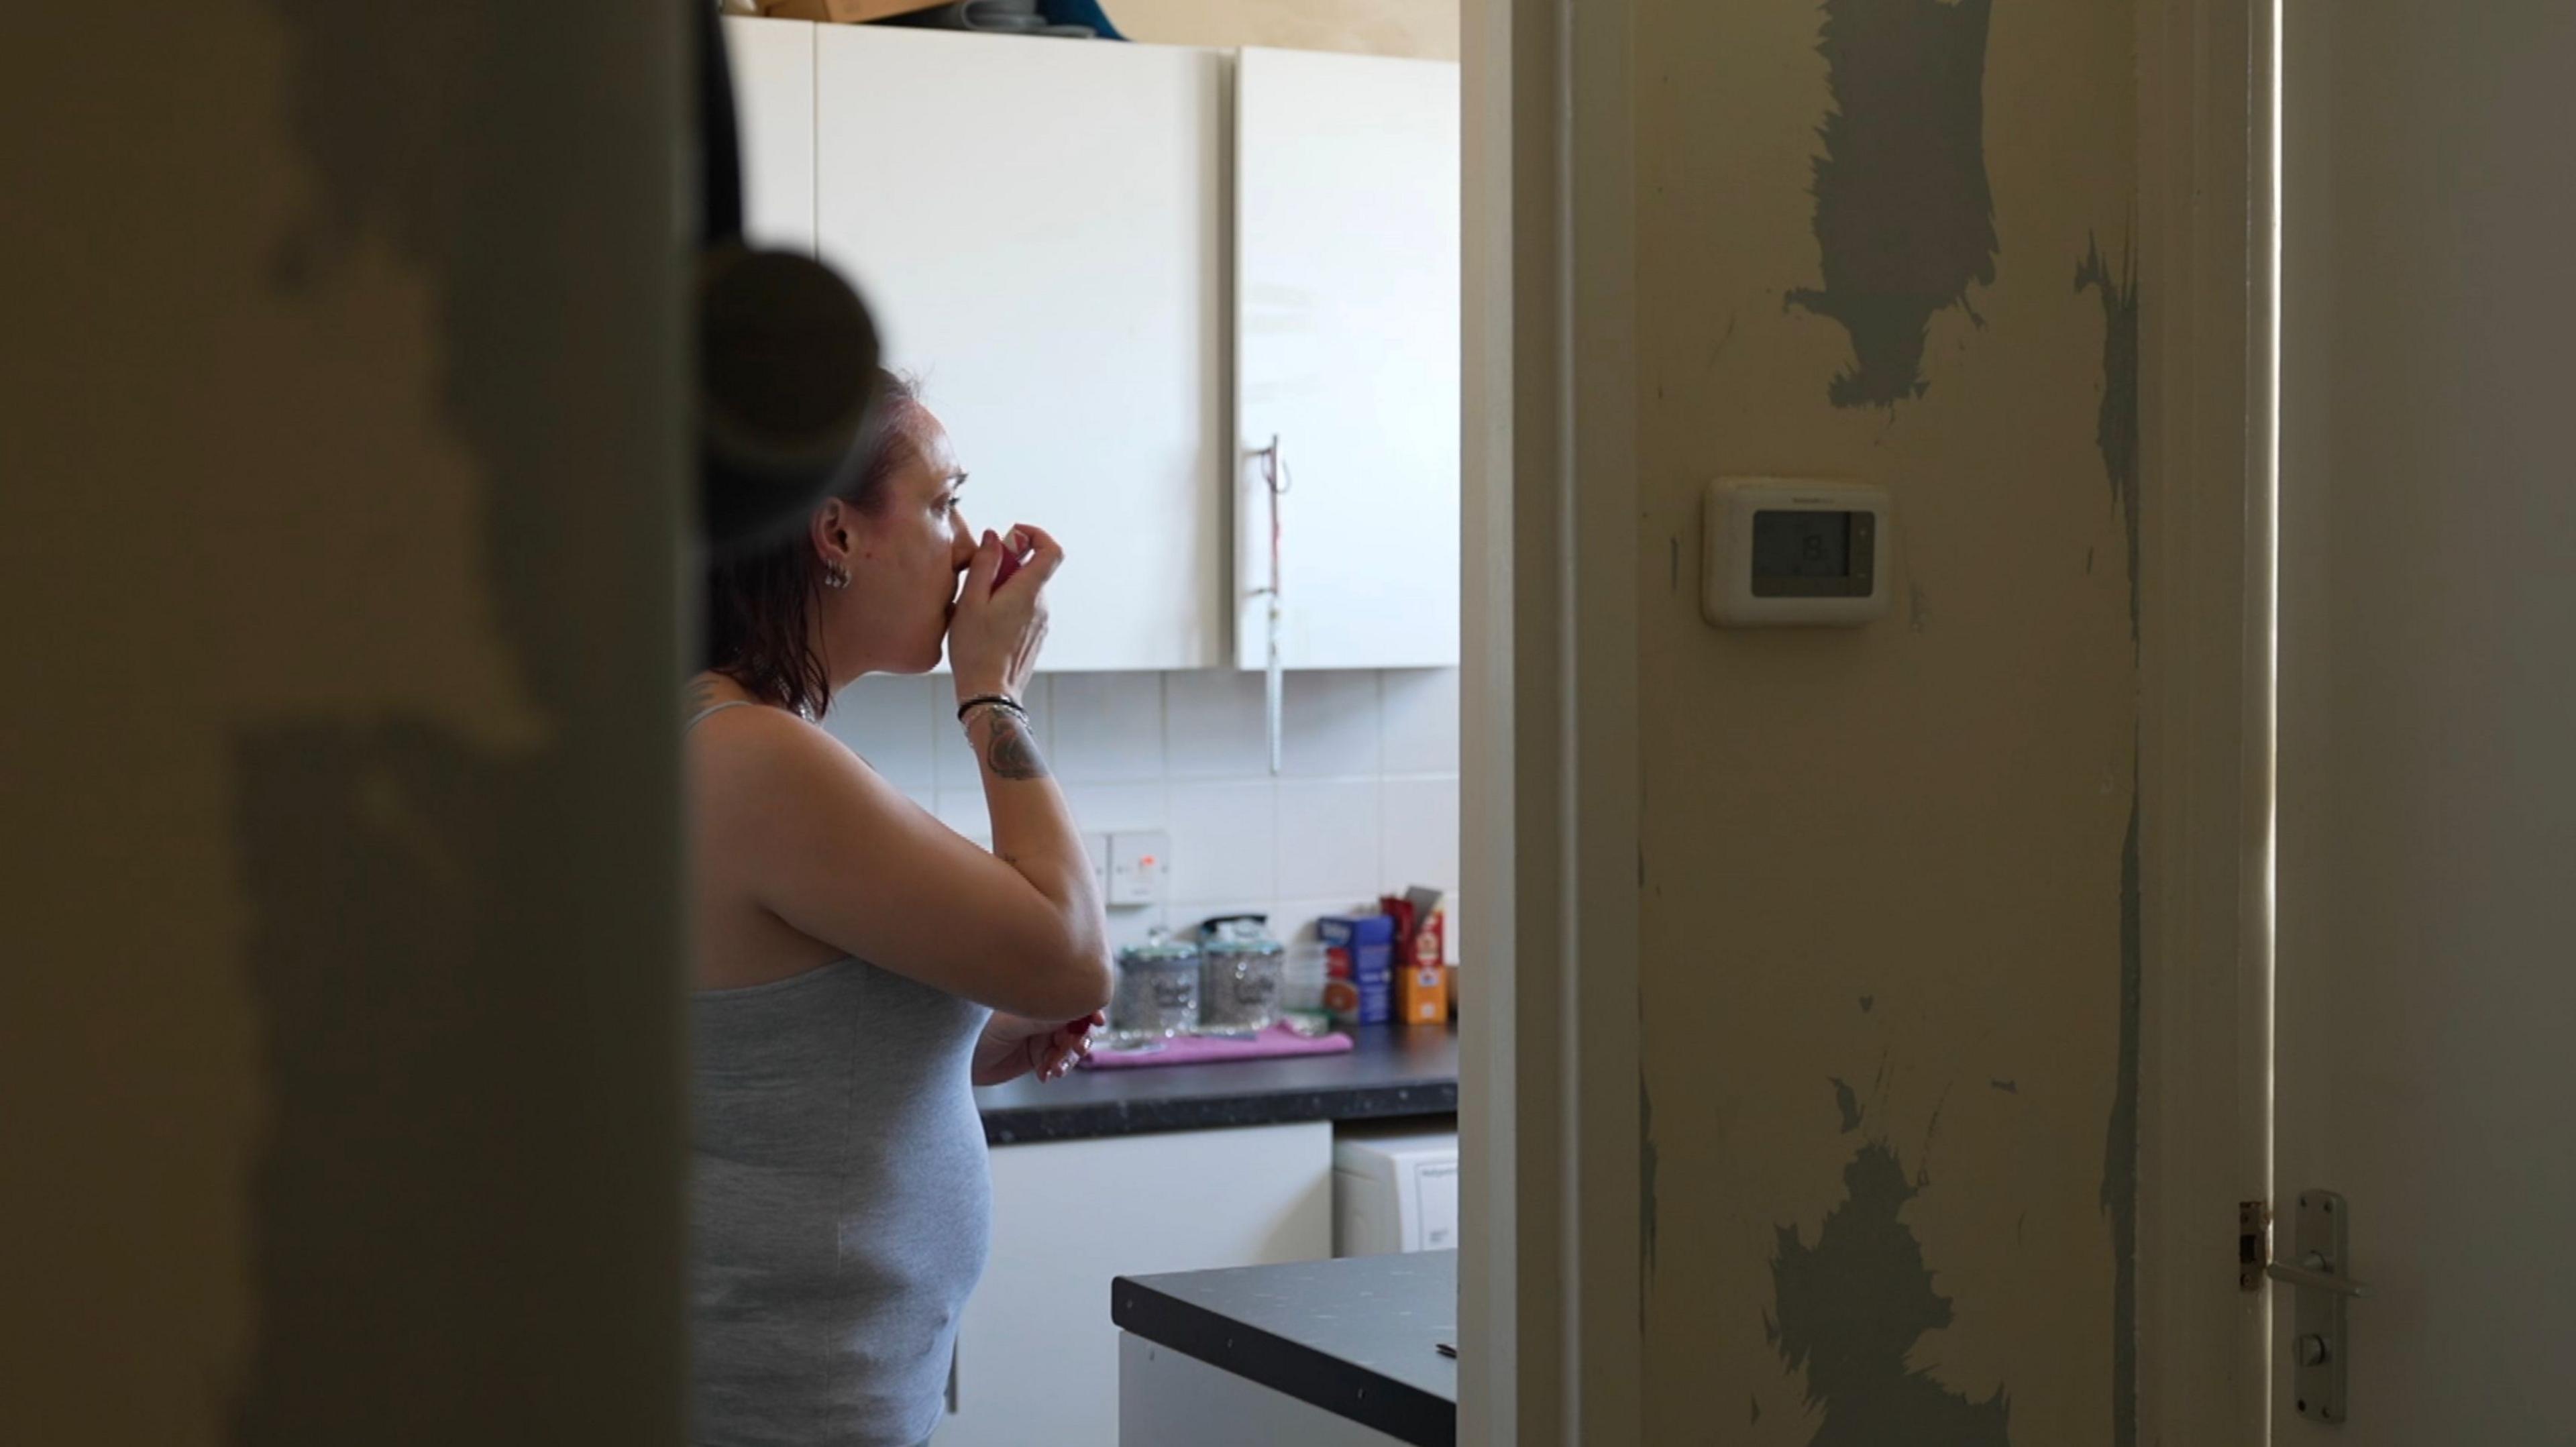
[686, 702, 996, 1446]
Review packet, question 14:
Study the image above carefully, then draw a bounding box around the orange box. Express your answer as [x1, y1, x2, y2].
[1397, 902, 1447, 1024]
[1398, 957, 1446, 1023]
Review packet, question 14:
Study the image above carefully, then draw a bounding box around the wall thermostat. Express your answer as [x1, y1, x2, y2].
[1701, 477, 1894, 627]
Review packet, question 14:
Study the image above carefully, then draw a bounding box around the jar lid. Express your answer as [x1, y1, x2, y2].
[1117, 928, 1201, 965]
[1198, 914, 1283, 955]
[1204, 933, 1283, 959]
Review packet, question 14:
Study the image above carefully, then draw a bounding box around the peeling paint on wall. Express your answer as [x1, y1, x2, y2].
[2104, 794, 2143, 1447]
[2076, 235, 2141, 639]
[1831, 1077, 1864, 1133]
[1638, 0, 2135, 1435]
[1768, 1132, 2012, 1447]
[1787, 0, 1998, 408]
[1642, 1075, 1662, 1287]
[2078, 232, 2143, 1447]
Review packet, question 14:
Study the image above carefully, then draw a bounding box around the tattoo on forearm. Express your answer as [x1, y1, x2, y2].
[980, 710, 1051, 781]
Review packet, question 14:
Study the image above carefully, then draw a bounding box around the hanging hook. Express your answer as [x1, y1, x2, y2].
[1252, 433, 1292, 496]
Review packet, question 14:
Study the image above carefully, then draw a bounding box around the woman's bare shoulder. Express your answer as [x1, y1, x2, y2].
[684, 687, 906, 832]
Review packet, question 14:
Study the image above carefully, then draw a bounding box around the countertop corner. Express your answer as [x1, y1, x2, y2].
[1114, 1248, 1458, 1446]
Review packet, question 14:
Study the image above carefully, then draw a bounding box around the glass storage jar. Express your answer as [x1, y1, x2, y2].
[1196, 914, 1287, 1037]
[1110, 931, 1202, 1042]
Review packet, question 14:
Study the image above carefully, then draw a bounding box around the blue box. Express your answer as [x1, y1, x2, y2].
[1320, 914, 1396, 1025]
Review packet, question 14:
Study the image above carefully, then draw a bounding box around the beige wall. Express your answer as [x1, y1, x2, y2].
[1633, 0, 2139, 1442]
[1111, 0, 1456, 60]
[4, 5, 685, 1442]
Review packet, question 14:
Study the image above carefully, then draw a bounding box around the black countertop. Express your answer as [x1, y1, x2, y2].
[975, 1022, 1458, 1144]
[1114, 1249, 1457, 1446]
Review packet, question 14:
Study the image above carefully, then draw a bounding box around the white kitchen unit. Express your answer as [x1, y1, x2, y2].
[940, 1122, 1333, 1447]
[1332, 1125, 1460, 1256]
[1234, 48, 1462, 672]
[815, 28, 1230, 672]
[719, 16, 816, 255]
[1120, 1338, 1413, 1447]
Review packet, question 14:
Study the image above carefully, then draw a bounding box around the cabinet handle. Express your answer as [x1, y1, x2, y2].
[1252, 435, 1292, 774]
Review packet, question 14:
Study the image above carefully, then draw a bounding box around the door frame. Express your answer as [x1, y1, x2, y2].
[2133, 0, 2277, 1442]
[1457, 0, 1646, 1443]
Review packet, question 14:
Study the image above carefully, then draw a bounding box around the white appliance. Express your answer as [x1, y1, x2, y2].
[1332, 1126, 1459, 1256]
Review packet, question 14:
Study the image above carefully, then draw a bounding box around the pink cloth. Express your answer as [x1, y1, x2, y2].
[1080, 1022, 1356, 1070]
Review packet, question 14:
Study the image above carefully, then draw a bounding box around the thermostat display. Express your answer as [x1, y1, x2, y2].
[1703, 479, 1893, 626]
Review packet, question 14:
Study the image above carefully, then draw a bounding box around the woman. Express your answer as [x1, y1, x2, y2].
[685, 372, 1113, 1447]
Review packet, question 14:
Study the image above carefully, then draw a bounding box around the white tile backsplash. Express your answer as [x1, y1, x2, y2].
[1381, 775, 1462, 894]
[933, 788, 992, 843]
[1049, 672, 1167, 782]
[826, 674, 939, 790]
[1281, 671, 1383, 777]
[837, 666, 1460, 965]
[1163, 668, 1271, 778]
[1166, 779, 1279, 904]
[1059, 782, 1168, 835]
[1381, 667, 1462, 776]
[1275, 778, 1383, 899]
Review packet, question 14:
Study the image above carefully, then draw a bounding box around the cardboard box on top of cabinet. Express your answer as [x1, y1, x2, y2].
[757, 0, 943, 23]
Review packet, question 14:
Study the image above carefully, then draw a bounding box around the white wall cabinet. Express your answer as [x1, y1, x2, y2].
[941, 1122, 1334, 1447]
[815, 28, 1229, 672]
[728, 25, 1461, 672]
[720, 17, 816, 254]
[1234, 48, 1462, 672]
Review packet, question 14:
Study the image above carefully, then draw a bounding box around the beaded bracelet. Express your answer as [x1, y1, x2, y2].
[956, 693, 1028, 725]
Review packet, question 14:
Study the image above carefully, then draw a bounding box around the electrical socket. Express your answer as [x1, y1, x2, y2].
[1108, 830, 1171, 908]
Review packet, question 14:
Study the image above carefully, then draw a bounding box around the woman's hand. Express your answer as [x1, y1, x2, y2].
[948, 523, 1065, 706]
[971, 1008, 1104, 1087]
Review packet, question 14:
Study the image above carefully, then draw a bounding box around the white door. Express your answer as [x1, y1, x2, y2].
[720, 16, 816, 254]
[814, 29, 1228, 672]
[1234, 48, 1460, 672]
[2273, 1, 2576, 1439]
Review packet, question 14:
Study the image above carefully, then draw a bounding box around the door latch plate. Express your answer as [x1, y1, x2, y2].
[2289, 1189, 2351, 1424]
[2239, 1198, 2271, 1291]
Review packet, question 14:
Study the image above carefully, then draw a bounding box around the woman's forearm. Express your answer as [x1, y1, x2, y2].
[967, 704, 1106, 954]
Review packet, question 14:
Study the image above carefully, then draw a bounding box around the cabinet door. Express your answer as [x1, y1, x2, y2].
[816, 30, 1228, 672]
[720, 16, 816, 255]
[941, 1122, 1333, 1447]
[1235, 48, 1461, 671]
